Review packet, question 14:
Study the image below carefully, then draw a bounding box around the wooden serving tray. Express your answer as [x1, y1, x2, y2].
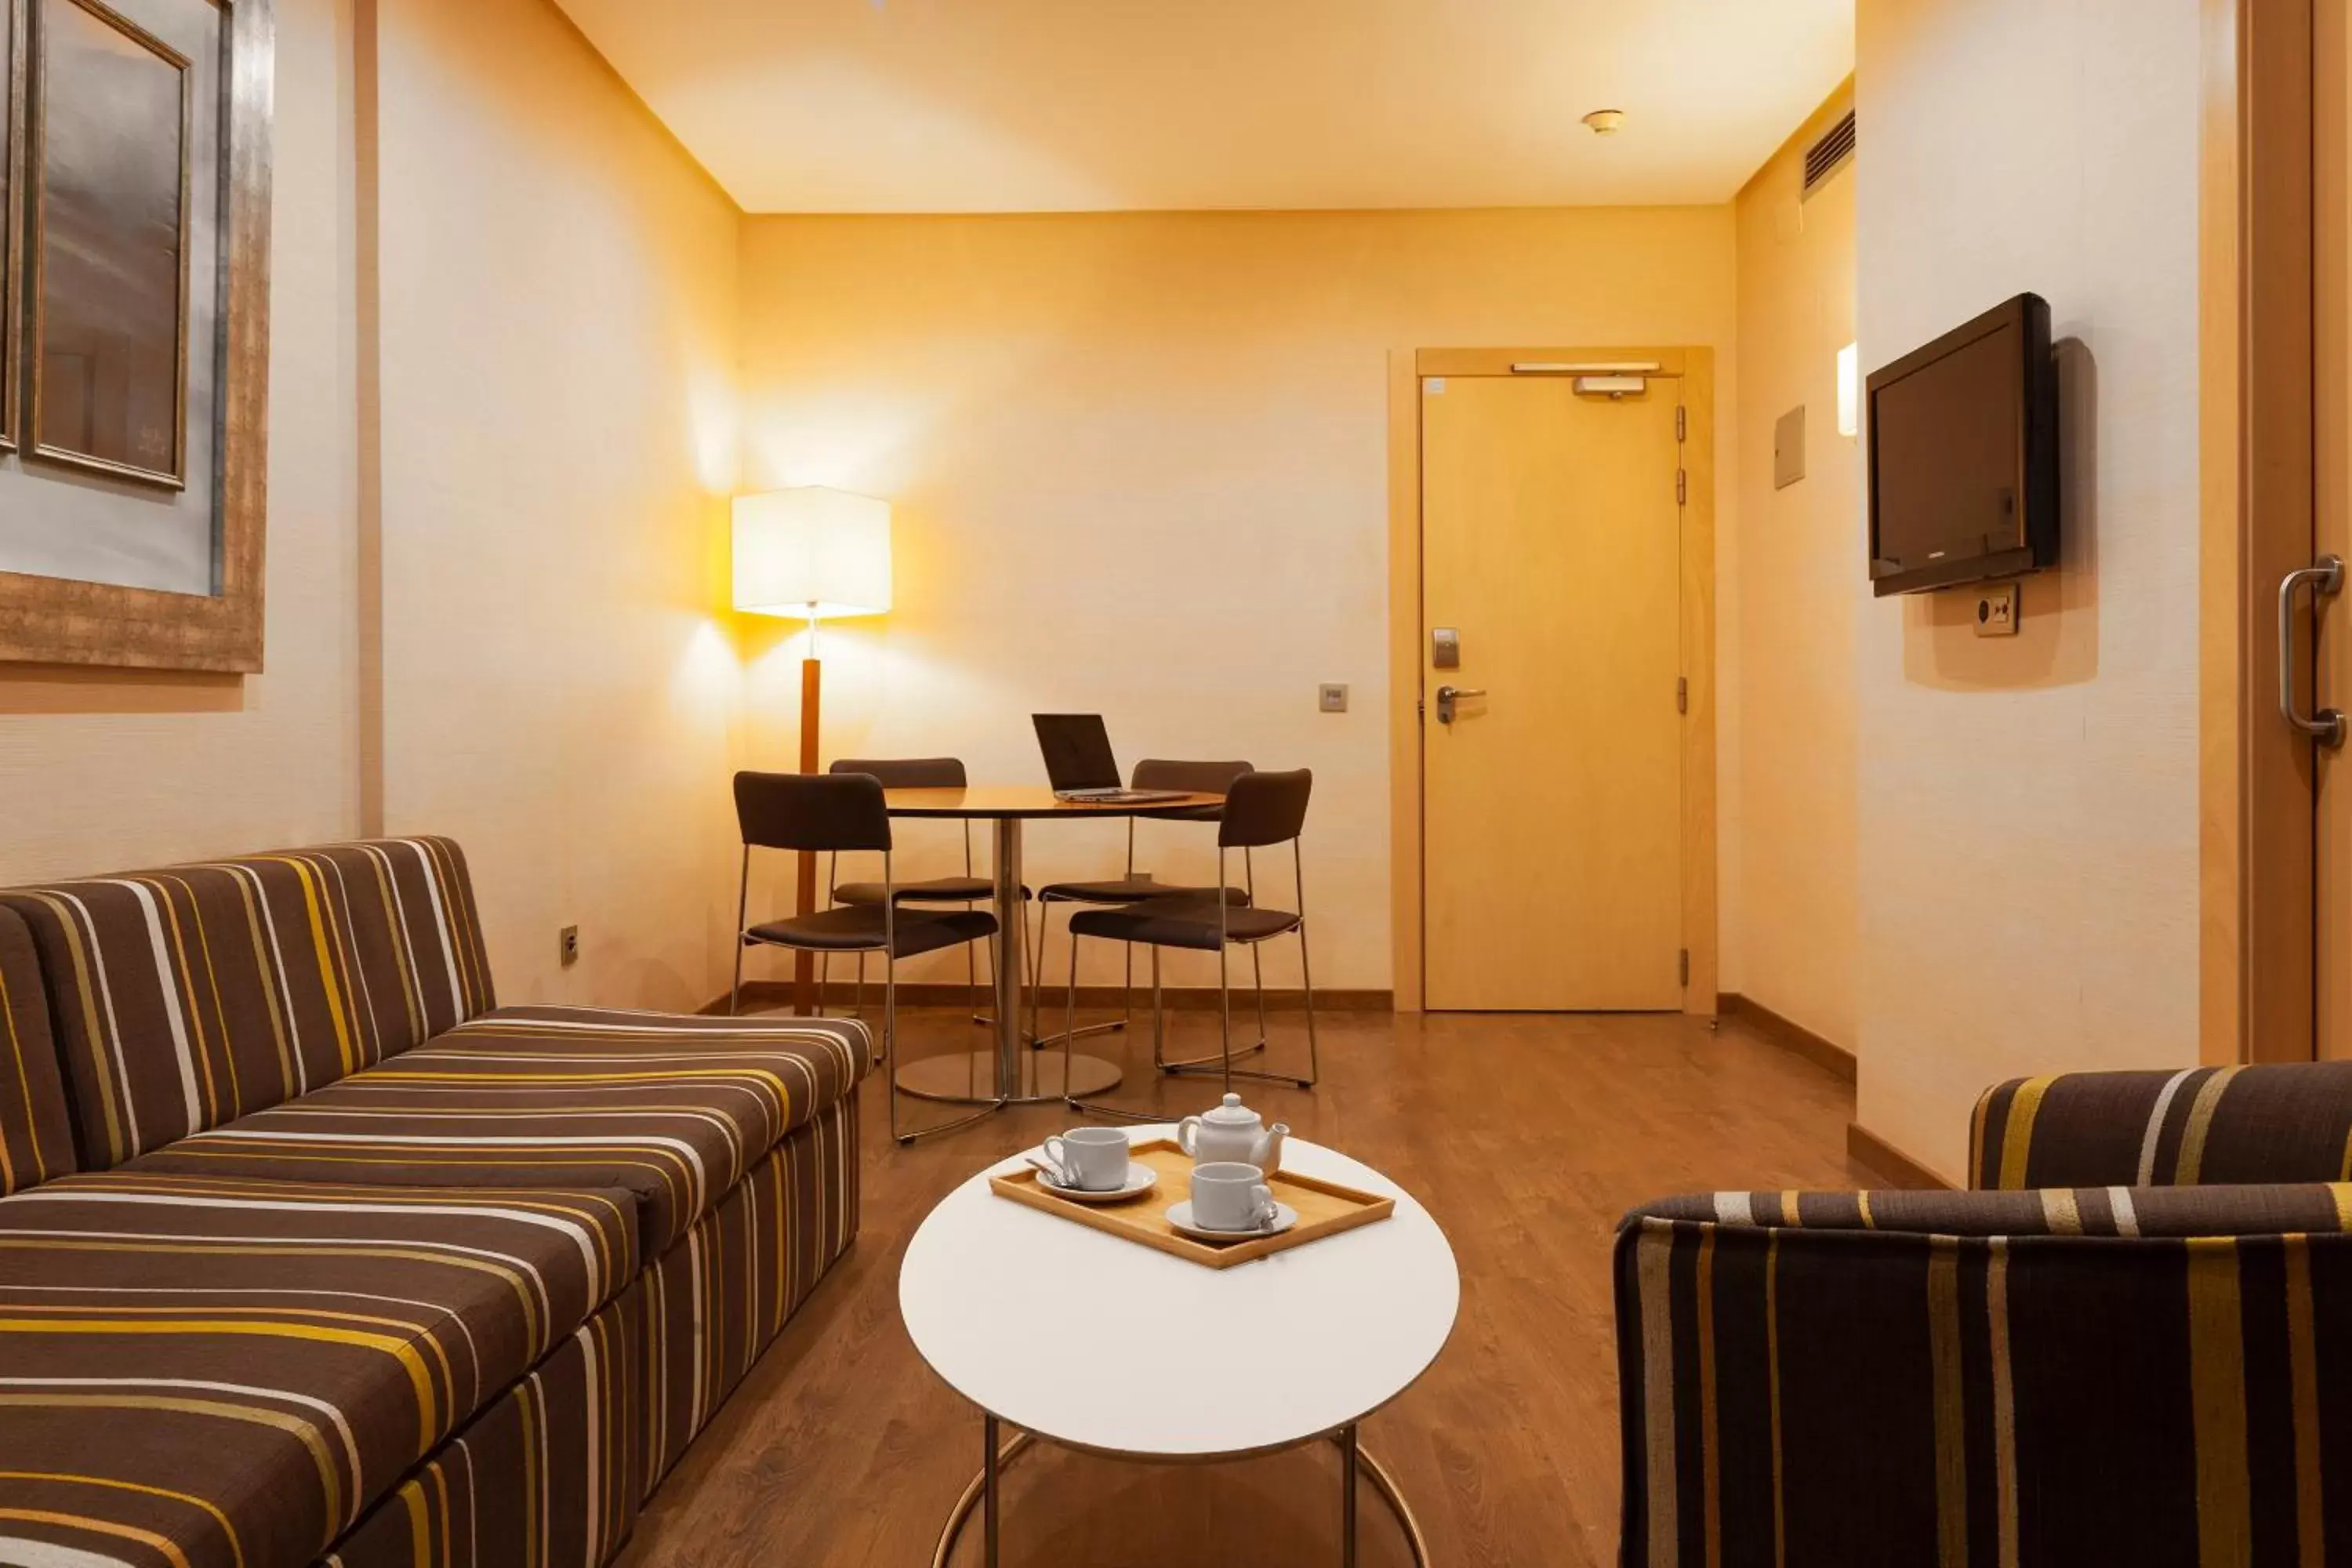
[989, 1138, 1396, 1269]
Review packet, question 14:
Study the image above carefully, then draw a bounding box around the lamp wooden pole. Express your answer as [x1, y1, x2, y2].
[793, 635, 821, 1016]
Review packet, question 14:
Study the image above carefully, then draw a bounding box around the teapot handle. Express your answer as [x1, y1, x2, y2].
[1176, 1116, 1202, 1157]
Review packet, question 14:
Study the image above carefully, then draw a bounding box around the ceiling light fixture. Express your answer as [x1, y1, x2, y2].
[1582, 108, 1627, 136]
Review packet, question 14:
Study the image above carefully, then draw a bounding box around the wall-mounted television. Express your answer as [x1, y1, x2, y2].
[1865, 292, 2058, 597]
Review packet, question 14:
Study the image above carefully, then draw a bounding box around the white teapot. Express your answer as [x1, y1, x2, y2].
[1176, 1093, 1288, 1173]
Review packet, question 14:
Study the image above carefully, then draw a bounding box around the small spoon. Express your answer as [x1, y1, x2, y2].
[1026, 1156, 1073, 1188]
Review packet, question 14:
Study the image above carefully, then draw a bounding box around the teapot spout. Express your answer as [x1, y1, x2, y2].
[1257, 1123, 1289, 1174]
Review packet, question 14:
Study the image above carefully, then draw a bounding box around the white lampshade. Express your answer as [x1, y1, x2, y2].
[732, 488, 893, 619]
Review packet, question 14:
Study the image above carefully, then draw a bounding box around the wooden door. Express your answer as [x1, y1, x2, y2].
[1420, 374, 1686, 1011]
[2320, 0, 2351, 1061]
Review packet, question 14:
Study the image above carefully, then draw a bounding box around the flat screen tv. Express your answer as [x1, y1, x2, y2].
[1865, 292, 2057, 597]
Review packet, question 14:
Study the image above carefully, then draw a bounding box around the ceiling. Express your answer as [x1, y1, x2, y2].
[553, 0, 1854, 215]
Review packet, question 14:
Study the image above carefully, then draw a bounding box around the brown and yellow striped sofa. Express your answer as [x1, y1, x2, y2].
[0, 837, 870, 1568]
[1616, 1065, 2352, 1566]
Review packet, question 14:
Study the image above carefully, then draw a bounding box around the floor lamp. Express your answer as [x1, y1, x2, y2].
[733, 488, 894, 1015]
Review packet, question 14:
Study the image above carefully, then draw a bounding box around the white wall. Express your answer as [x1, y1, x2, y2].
[1853, 0, 2203, 1179]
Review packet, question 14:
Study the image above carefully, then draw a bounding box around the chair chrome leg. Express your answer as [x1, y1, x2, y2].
[854, 953, 867, 1020]
[1218, 941, 1234, 1097]
[1029, 898, 1130, 1051]
[1062, 929, 1080, 1108]
[1063, 937, 1167, 1127]
[729, 940, 745, 1018]
[1152, 946, 1165, 1069]
[1297, 924, 1320, 1089]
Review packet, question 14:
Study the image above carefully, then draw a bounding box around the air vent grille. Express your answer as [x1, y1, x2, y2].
[1802, 110, 1856, 197]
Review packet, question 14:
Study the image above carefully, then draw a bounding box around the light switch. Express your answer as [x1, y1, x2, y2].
[1319, 684, 1349, 713]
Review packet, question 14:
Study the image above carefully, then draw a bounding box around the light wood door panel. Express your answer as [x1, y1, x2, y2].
[1421, 376, 1684, 1011]
[2321, 0, 2350, 1061]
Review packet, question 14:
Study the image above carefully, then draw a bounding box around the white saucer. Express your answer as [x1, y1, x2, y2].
[1036, 1162, 1159, 1204]
[1165, 1200, 1300, 1242]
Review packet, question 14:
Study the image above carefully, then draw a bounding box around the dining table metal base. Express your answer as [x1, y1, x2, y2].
[928, 1416, 1429, 1568]
[895, 1049, 1123, 1106]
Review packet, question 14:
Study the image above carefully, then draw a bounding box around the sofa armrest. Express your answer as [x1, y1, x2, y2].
[1971, 1063, 2352, 1189]
[1616, 1187, 2352, 1567]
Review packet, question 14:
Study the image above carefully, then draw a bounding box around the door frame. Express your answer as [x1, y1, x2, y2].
[2201, 0, 2318, 1064]
[1387, 346, 1718, 1016]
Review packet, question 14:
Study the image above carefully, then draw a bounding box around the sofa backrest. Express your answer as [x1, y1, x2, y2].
[0, 905, 77, 1193]
[0, 837, 497, 1169]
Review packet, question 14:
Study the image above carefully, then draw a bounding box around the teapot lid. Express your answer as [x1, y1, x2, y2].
[1200, 1092, 1261, 1127]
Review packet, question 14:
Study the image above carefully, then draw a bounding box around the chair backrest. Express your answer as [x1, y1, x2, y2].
[1218, 768, 1313, 849]
[0, 837, 497, 1169]
[0, 904, 76, 1193]
[1132, 758, 1251, 795]
[735, 771, 893, 854]
[830, 757, 967, 790]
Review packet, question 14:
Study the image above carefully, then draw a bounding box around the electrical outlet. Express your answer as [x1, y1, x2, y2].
[560, 925, 580, 966]
[1319, 683, 1349, 713]
[1973, 583, 2020, 637]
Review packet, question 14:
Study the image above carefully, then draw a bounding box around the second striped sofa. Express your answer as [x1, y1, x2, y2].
[0, 837, 871, 1568]
[1616, 1063, 2352, 1567]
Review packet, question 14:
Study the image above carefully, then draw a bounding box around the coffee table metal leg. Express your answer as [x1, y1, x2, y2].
[931, 1422, 1032, 1568]
[984, 1414, 1000, 1568]
[1341, 1423, 1359, 1567]
[1328, 1429, 1430, 1568]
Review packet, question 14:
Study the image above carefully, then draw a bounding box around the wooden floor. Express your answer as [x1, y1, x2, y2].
[614, 1006, 1857, 1567]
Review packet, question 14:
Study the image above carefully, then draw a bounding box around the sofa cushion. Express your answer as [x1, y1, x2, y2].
[131, 1007, 873, 1254]
[0, 906, 76, 1195]
[0, 1167, 635, 1568]
[0, 838, 498, 1169]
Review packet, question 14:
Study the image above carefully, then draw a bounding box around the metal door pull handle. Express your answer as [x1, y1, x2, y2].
[1435, 686, 1487, 726]
[2279, 555, 2347, 749]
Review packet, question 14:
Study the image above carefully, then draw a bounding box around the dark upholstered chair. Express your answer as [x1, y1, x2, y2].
[1616, 1062, 2352, 1566]
[1058, 768, 1319, 1119]
[826, 756, 1027, 1024]
[731, 770, 999, 1143]
[1029, 757, 1264, 1060]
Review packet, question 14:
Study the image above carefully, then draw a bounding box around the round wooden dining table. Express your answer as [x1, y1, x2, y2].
[880, 786, 1225, 1120]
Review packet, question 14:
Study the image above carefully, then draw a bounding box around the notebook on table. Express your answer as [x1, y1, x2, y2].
[1032, 714, 1189, 804]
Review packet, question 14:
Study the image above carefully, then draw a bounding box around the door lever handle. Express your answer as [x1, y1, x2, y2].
[2279, 555, 2347, 749]
[1435, 685, 1487, 726]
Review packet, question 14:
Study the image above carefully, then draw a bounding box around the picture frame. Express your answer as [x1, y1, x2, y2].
[1, 0, 22, 455]
[0, 0, 270, 673]
[27, 0, 194, 489]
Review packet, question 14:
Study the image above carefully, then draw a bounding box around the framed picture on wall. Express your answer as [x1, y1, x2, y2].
[0, 0, 270, 673]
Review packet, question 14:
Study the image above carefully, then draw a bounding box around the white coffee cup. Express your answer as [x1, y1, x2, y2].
[1189, 1160, 1279, 1232]
[1042, 1127, 1131, 1192]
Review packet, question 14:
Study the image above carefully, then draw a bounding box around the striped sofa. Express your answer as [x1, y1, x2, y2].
[0, 838, 871, 1568]
[1617, 1064, 2352, 1567]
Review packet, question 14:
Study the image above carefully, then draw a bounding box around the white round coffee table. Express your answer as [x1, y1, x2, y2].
[899, 1128, 1458, 1566]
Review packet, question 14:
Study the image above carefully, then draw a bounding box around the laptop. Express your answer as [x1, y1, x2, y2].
[1032, 714, 1189, 804]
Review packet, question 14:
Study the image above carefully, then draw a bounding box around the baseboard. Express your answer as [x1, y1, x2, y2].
[1846, 1122, 1955, 1191]
[1718, 992, 1858, 1087]
[703, 980, 1393, 1018]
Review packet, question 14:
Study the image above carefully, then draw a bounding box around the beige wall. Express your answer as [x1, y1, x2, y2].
[1853, 0, 2203, 1180]
[0, 0, 747, 1022]
[0, 0, 362, 879]
[733, 207, 1738, 992]
[1732, 90, 1859, 1049]
[372, 0, 746, 1011]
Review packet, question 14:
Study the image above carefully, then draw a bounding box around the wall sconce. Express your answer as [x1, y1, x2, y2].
[1836, 342, 1860, 439]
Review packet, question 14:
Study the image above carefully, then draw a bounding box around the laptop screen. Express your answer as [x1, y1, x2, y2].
[1033, 713, 1122, 792]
